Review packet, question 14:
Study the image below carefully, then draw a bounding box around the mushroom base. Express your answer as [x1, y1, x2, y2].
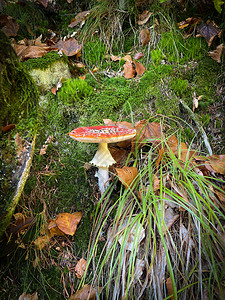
[97, 167, 110, 194]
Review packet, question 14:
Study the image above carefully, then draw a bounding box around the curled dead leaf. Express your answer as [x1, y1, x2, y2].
[133, 60, 145, 76]
[134, 52, 144, 60]
[140, 28, 150, 46]
[116, 166, 138, 188]
[178, 17, 201, 30]
[166, 277, 174, 300]
[137, 11, 152, 25]
[110, 55, 121, 61]
[48, 219, 65, 237]
[208, 44, 225, 63]
[123, 61, 136, 79]
[192, 92, 203, 112]
[69, 10, 91, 28]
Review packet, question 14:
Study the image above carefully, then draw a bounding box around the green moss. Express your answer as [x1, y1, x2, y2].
[158, 31, 208, 63]
[82, 40, 107, 68]
[23, 51, 69, 71]
[151, 49, 165, 65]
[170, 78, 189, 97]
[57, 78, 94, 105]
[193, 57, 221, 109]
[0, 30, 39, 127]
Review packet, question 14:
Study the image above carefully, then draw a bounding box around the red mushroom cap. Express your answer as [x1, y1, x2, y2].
[69, 126, 136, 143]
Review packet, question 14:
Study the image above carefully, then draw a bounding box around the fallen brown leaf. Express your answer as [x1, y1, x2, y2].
[109, 146, 129, 165]
[55, 212, 82, 235]
[69, 285, 102, 300]
[8, 213, 34, 235]
[213, 187, 225, 208]
[110, 55, 121, 61]
[0, 123, 16, 133]
[34, 234, 51, 250]
[123, 61, 136, 79]
[35, 35, 47, 47]
[52, 38, 82, 57]
[167, 135, 178, 154]
[0, 15, 19, 36]
[178, 17, 201, 30]
[208, 43, 225, 63]
[133, 120, 162, 150]
[75, 258, 87, 279]
[116, 166, 138, 189]
[140, 28, 150, 46]
[12, 44, 50, 61]
[197, 20, 222, 47]
[18, 292, 38, 300]
[122, 54, 132, 62]
[207, 155, 225, 175]
[133, 60, 145, 76]
[166, 277, 174, 300]
[69, 10, 91, 28]
[47, 219, 65, 237]
[134, 52, 144, 60]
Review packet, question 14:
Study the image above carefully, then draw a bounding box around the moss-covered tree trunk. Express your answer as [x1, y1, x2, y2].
[0, 30, 39, 239]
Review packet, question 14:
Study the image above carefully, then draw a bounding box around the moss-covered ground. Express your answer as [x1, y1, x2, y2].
[0, 1, 224, 298]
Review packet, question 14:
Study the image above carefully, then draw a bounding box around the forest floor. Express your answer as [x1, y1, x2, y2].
[0, 1, 225, 299]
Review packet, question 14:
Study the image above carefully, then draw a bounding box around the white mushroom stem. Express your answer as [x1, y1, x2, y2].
[90, 142, 116, 194]
[96, 167, 109, 194]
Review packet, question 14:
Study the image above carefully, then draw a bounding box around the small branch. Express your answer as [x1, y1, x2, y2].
[179, 99, 213, 155]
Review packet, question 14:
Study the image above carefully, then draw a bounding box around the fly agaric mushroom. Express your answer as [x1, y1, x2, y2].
[69, 126, 136, 193]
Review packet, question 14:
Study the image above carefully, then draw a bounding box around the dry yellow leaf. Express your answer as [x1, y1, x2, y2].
[55, 212, 82, 235]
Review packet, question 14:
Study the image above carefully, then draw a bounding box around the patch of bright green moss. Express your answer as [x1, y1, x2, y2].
[170, 78, 189, 97]
[23, 51, 69, 71]
[57, 78, 93, 105]
[158, 31, 208, 64]
[82, 40, 107, 68]
[151, 49, 165, 65]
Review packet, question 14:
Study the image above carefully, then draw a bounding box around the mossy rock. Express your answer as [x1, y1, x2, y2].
[24, 52, 71, 95]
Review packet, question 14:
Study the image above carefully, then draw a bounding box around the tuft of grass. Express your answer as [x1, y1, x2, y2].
[81, 121, 225, 299]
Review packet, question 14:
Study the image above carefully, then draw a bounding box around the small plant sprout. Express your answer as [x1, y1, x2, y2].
[69, 126, 136, 194]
